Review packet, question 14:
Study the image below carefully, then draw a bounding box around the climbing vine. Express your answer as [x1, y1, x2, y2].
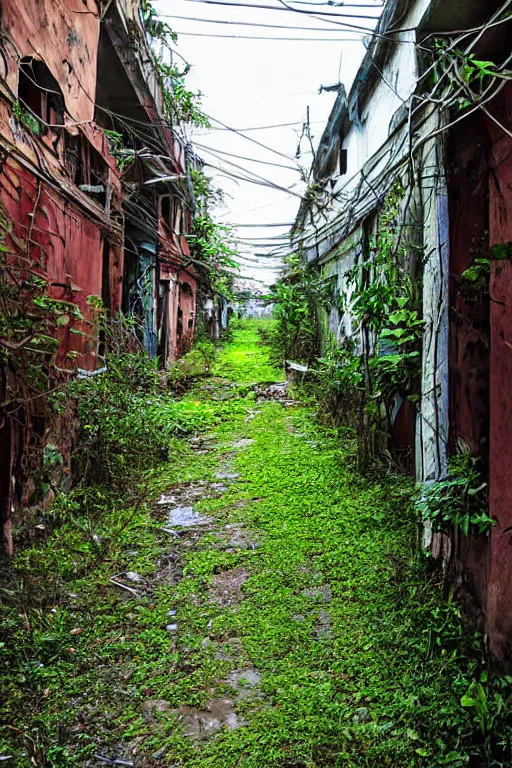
[140, 0, 208, 128]
[0, 206, 87, 406]
[187, 168, 239, 297]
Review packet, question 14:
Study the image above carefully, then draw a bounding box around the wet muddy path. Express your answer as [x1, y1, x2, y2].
[2, 322, 486, 768]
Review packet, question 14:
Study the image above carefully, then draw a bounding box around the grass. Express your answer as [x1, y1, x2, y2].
[1, 320, 511, 767]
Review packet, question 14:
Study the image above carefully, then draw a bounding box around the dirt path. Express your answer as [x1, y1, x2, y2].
[1, 322, 496, 767]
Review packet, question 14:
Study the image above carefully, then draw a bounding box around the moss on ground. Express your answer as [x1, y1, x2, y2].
[1, 321, 511, 767]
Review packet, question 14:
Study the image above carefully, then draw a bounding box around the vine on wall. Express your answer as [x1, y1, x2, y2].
[187, 169, 238, 298]
[140, 0, 208, 128]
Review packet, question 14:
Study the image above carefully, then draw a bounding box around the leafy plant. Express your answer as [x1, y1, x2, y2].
[12, 100, 41, 134]
[270, 252, 333, 366]
[102, 129, 134, 171]
[416, 452, 494, 536]
[140, 0, 208, 127]
[461, 678, 505, 735]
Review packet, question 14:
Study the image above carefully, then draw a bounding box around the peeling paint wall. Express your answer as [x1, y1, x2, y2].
[0, 0, 203, 553]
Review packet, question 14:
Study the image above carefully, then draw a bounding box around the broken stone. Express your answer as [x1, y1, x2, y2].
[225, 668, 261, 701]
[224, 524, 258, 550]
[141, 699, 172, 722]
[214, 638, 243, 661]
[353, 707, 369, 723]
[209, 482, 228, 493]
[166, 623, 178, 632]
[168, 609, 177, 617]
[156, 494, 177, 505]
[314, 609, 332, 639]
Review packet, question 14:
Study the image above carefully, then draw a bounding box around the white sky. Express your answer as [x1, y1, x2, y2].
[155, 0, 382, 284]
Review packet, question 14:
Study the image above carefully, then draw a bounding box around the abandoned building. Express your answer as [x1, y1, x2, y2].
[293, 0, 512, 660]
[0, 0, 207, 553]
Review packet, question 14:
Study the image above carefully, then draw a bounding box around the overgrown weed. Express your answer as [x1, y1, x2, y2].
[1, 321, 512, 767]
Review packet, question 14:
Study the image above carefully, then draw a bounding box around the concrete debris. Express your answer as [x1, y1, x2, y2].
[254, 382, 298, 406]
[225, 668, 261, 701]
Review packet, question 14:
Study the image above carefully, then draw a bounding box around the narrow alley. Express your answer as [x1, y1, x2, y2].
[3, 0, 512, 763]
[1, 322, 504, 767]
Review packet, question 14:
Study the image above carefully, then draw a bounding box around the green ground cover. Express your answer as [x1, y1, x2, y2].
[1, 320, 510, 767]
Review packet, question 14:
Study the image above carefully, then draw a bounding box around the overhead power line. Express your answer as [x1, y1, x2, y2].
[205, 112, 299, 162]
[174, 30, 361, 40]
[199, 120, 324, 132]
[162, 11, 379, 25]
[183, 0, 382, 16]
[193, 141, 300, 171]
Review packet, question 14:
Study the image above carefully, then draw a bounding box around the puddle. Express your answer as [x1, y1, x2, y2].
[210, 567, 249, 607]
[172, 698, 241, 739]
[167, 506, 212, 529]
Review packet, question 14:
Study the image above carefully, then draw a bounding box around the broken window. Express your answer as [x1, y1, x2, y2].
[18, 57, 64, 134]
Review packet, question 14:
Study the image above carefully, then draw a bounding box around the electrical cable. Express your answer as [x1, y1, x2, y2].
[192, 141, 301, 171]
[161, 12, 379, 26]
[204, 112, 300, 161]
[173, 30, 361, 40]
[198, 119, 324, 132]
[182, 0, 382, 19]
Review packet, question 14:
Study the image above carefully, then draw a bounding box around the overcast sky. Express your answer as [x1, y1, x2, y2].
[155, 0, 382, 284]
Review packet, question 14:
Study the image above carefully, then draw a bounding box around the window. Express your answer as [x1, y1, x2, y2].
[159, 195, 183, 235]
[339, 148, 348, 176]
[18, 57, 64, 132]
[65, 133, 108, 207]
[161, 196, 171, 225]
